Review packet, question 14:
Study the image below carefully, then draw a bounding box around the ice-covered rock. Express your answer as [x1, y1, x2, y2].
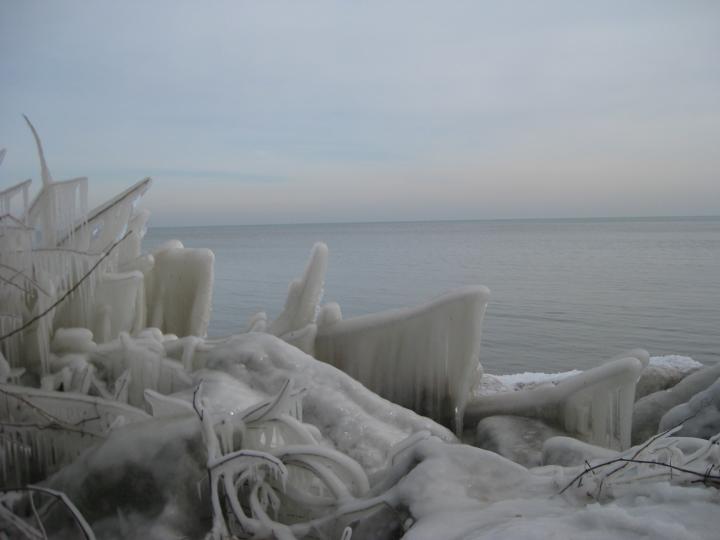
[315, 286, 490, 432]
[632, 362, 720, 444]
[658, 376, 720, 439]
[636, 355, 703, 399]
[467, 353, 646, 450]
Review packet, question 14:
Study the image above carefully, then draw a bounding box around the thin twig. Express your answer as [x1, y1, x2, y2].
[0, 486, 96, 540]
[602, 415, 698, 481]
[0, 274, 31, 295]
[0, 387, 97, 436]
[28, 492, 48, 540]
[559, 457, 720, 495]
[0, 231, 131, 343]
[0, 262, 50, 297]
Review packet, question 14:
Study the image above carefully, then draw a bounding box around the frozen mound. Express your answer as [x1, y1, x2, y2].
[315, 286, 490, 432]
[365, 433, 720, 540]
[467, 353, 646, 450]
[632, 362, 720, 444]
[636, 355, 703, 399]
[658, 376, 720, 439]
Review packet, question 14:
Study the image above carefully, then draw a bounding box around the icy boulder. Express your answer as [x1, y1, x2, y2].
[636, 355, 703, 399]
[315, 285, 491, 432]
[632, 362, 720, 444]
[658, 376, 720, 439]
[466, 354, 645, 450]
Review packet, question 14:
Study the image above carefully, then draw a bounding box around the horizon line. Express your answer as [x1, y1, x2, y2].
[148, 213, 720, 229]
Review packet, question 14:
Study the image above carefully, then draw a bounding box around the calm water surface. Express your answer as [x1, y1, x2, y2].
[146, 218, 720, 374]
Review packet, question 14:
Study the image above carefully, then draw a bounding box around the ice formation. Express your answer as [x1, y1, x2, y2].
[658, 376, 720, 439]
[636, 355, 703, 398]
[467, 353, 645, 450]
[267, 242, 328, 343]
[475, 415, 565, 467]
[2, 120, 720, 539]
[315, 286, 491, 432]
[632, 362, 720, 444]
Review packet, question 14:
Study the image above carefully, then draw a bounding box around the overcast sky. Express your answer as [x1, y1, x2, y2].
[1, 1, 718, 225]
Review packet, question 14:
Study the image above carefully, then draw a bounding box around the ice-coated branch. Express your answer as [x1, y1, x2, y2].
[0, 486, 96, 540]
[559, 429, 720, 497]
[0, 231, 131, 343]
[0, 261, 51, 296]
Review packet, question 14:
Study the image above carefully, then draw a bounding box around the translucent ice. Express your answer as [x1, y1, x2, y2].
[315, 286, 491, 432]
[466, 353, 645, 450]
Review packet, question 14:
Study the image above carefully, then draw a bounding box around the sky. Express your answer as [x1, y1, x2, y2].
[1, 1, 718, 226]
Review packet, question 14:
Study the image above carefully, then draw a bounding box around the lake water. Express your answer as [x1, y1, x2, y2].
[145, 218, 720, 374]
